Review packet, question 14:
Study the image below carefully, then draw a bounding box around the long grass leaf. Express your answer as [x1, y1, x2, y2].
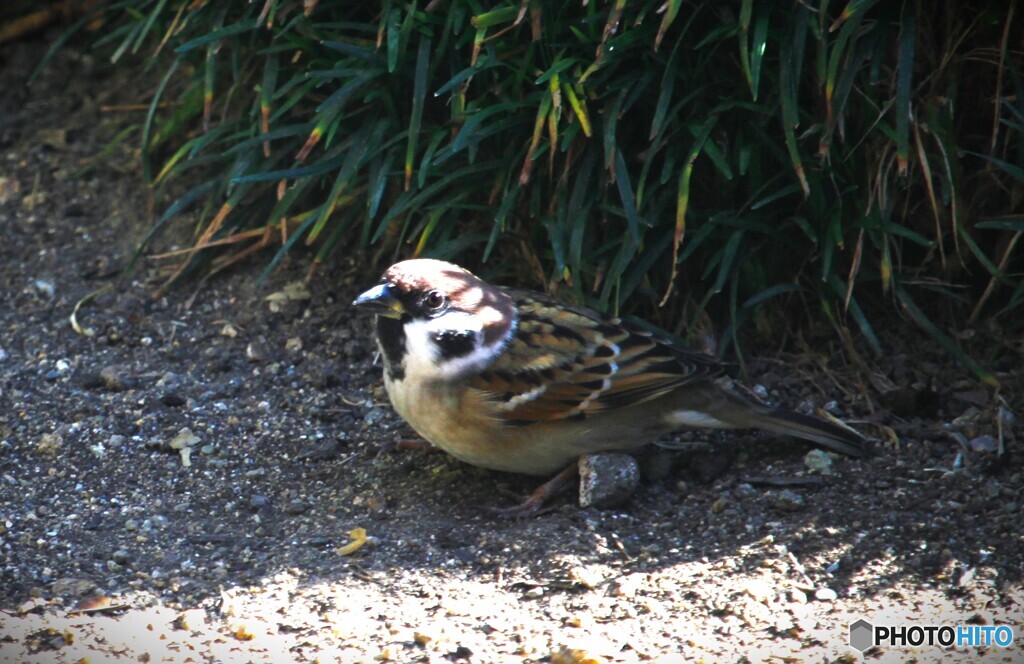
[613, 149, 641, 245]
[405, 36, 432, 190]
[894, 4, 915, 174]
[141, 57, 181, 183]
[655, 0, 682, 51]
[175, 20, 258, 54]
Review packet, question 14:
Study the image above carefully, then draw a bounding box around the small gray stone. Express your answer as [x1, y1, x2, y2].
[363, 407, 390, 425]
[51, 577, 97, 598]
[771, 489, 805, 512]
[249, 495, 271, 509]
[246, 340, 270, 362]
[148, 515, 169, 530]
[578, 453, 640, 508]
[804, 449, 834, 475]
[33, 279, 56, 299]
[100, 366, 134, 391]
[285, 499, 309, 515]
[969, 435, 999, 454]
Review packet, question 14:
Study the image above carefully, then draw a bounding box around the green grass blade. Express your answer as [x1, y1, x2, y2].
[175, 20, 259, 54]
[613, 149, 641, 245]
[405, 35, 432, 190]
[141, 56, 181, 183]
[895, 4, 915, 174]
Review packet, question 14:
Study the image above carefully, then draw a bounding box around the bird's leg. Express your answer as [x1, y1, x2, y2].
[490, 463, 579, 518]
[376, 437, 441, 457]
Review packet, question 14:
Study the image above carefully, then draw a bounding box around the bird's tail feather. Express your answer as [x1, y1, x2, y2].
[745, 407, 873, 458]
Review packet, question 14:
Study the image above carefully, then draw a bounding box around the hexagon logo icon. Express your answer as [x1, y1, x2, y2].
[849, 618, 875, 652]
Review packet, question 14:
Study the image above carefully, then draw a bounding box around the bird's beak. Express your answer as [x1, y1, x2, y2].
[352, 283, 404, 319]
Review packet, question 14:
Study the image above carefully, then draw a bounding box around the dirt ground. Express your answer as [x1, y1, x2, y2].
[1, 36, 1022, 664]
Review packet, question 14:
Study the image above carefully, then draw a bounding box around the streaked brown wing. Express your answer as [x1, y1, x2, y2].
[470, 289, 723, 424]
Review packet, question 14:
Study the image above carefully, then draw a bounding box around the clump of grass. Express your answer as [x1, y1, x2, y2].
[41, 1, 1023, 384]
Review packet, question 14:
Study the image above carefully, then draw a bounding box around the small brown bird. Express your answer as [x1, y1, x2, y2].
[354, 259, 870, 483]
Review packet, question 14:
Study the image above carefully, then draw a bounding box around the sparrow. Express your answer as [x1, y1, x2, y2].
[353, 259, 872, 479]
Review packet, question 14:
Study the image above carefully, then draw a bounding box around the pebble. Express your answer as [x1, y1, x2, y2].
[969, 435, 998, 453]
[51, 577, 97, 598]
[306, 536, 333, 547]
[568, 564, 611, 590]
[804, 449, 834, 475]
[249, 495, 271, 509]
[168, 428, 200, 450]
[814, 587, 838, 602]
[33, 279, 56, 299]
[246, 340, 269, 362]
[144, 515, 169, 530]
[78, 371, 106, 390]
[100, 366, 134, 391]
[36, 433, 63, 457]
[161, 391, 187, 407]
[363, 407, 390, 425]
[284, 499, 309, 515]
[771, 490, 805, 512]
[413, 628, 439, 646]
[578, 453, 639, 508]
[550, 647, 606, 664]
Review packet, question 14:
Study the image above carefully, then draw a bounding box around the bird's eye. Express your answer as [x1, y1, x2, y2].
[424, 290, 445, 310]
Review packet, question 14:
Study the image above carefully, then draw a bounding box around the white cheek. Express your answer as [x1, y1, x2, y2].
[402, 314, 494, 380]
[401, 319, 444, 379]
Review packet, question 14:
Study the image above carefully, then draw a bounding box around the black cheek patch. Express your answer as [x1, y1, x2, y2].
[430, 329, 478, 360]
[376, 317, 407, 381]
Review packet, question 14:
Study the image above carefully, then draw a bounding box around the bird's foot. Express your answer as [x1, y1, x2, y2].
[489, 464, 578, 519]
[376, 438, 441, 457]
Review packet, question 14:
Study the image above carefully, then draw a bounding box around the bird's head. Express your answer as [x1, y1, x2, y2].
[353, 259, 516, 380]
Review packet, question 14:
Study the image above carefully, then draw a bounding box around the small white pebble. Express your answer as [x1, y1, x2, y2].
[815, 587, 838, 602]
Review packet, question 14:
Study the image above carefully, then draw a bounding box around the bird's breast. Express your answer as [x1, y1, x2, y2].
[383, 371, 545, 471]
